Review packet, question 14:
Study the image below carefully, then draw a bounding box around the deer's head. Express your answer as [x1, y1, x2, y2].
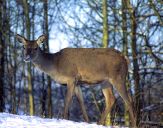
[16, 34, 47, 62]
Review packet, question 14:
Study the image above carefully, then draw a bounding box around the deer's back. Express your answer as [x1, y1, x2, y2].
[59, 48, 126, 66]
[54, 48, 128, 84]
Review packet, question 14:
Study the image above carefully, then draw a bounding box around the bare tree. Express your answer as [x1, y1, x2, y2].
[43, 0, 52, 118]
[22, 0, 35, 116]
[0, 0, 6, 112]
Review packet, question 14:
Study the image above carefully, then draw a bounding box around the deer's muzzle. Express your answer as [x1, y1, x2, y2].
[24, 55, 31, 62]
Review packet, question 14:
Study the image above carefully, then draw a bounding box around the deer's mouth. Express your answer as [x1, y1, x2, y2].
[24, 55, 31, 62]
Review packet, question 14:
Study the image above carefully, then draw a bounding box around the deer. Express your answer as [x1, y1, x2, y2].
[16, 34, 137, 127]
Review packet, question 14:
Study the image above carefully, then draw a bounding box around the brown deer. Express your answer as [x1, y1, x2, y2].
[16, 34, 136, 127]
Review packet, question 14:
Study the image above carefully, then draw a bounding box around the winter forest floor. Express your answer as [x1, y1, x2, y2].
[0, 113, 127, 128]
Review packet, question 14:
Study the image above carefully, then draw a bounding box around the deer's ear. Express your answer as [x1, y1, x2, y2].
[37, 35, 47, 45]
[16, 34, 26, 44]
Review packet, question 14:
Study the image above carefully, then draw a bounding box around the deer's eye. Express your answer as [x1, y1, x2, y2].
[34, 47, 37, 50]
[23, 46, 25, 49]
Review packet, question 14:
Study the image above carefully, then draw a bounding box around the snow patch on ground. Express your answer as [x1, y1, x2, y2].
[0, 113, 124, 128]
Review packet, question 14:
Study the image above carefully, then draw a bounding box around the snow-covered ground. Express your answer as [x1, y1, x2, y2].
[0, 113, 125, 128]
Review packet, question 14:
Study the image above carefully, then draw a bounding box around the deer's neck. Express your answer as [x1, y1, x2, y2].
[32, 48, 56, 74]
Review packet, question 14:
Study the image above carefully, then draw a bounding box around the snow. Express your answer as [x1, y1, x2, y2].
[0, 113, 124, 128]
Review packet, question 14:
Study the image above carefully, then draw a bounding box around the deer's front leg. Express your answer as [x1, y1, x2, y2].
[64, 81, 75, 119]
[75, 85, 89, 122]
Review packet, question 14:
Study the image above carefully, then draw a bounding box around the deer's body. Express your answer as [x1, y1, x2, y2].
[16, 34, 137, 127]
[33, 48, 127, 85]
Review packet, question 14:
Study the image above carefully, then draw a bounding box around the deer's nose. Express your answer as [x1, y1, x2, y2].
[24, 55, 31, 62]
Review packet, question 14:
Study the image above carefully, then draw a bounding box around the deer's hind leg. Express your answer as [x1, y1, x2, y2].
[99, 82, 115, 125]
[110, 76, 137, 127]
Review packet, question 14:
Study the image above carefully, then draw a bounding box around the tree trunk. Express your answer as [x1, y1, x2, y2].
[130, 11, 140, 126]
[102, 0, 115, 126]
[44, 0, 52, 118]
[0, 0, 5, 112]
[102, 0, 108, 48]
[122, 0, 130, 126]
[126, 0, 140, 125]
[23, 0, 35, 116]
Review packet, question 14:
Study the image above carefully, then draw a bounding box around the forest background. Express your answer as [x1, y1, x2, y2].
[0, 0, 162, 127]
